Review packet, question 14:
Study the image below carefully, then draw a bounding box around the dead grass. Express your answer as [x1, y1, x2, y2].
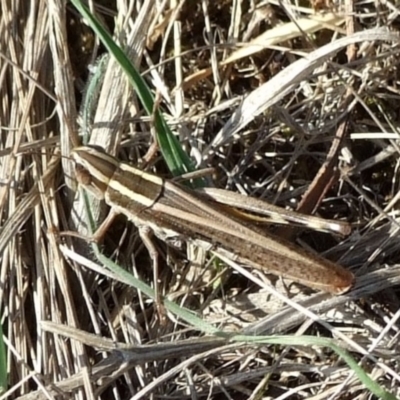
[1, 0, 400, 399]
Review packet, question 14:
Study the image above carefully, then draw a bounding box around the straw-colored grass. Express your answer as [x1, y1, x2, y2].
[1, 0, 400, 399]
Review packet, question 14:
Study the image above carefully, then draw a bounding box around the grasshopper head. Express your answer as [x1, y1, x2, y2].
[71, 145, 119, 199]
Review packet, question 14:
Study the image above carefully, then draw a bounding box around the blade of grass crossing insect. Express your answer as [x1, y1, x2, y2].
[80, 189, 221, 335]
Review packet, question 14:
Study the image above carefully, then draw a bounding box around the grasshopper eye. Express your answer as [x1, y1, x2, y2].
[74, 164, 106, 199]
[75, 164, 92, 186]
[70, 146, 114, 200]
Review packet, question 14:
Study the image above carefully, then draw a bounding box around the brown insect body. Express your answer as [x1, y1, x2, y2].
[72, 146, 354, 294]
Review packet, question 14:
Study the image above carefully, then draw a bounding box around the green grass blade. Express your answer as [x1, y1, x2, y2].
[80, 190, 221, 336]
[70, 0, 203, 183]
[231, 334, 398, 400]
[0, 321, 7, 394]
